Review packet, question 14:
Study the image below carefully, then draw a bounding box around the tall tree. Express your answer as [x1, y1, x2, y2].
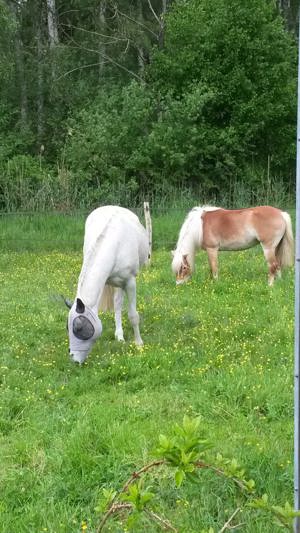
[46, 0, 58, 48]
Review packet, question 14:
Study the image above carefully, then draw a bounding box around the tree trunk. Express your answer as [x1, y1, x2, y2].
[46, 0, 59, 48]
[158, 0, 171, 49]
[37, 24, 44, 143]
[98, 0, 106, 81]
[137, 1, 146, 74]
[15, 31, 28, 131]
[276, 0, 299, 33]
[6, 1, 28, 131]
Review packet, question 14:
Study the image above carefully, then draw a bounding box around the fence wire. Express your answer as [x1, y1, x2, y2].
[0, 207, 187, 250]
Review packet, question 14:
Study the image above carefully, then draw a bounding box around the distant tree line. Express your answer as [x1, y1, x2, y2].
[0, 0, 298, 211]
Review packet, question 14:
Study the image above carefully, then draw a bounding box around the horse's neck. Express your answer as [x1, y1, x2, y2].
[77, 242, 113, 311]
[177, 232, 198, 258]
[177, 210, 202, 256]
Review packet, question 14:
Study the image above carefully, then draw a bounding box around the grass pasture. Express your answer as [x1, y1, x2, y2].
[0, 210, 295, 532]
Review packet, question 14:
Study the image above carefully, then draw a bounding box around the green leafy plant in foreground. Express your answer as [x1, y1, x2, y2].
[249, 494, 300, 531]
[95, 416, 299, 532]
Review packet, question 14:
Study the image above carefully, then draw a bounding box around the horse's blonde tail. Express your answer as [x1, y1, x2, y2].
[276, 211, 294, 268]
[99, 285, 115, 312]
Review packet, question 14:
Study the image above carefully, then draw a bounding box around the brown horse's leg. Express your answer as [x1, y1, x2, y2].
[262, 246, 279, 286]
[206, 247, 218, 279]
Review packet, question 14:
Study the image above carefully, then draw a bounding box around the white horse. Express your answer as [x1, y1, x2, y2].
[65, 206, 150, 363]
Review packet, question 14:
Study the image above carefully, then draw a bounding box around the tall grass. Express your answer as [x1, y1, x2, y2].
[0, 155, 295, 213]
[0, 210, 295, 532]
[0, 192, 295, 254]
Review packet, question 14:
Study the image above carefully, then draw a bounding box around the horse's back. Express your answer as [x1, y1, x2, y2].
[202, 206, 285, 250]
[86, 206, 144, 238]
[84, 205, 149, 267]
[86, 205, 140, 230]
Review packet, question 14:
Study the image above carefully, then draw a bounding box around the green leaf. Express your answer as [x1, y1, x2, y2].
[125, 511, 141, 530]
[158, 434, 170, 449]
[175, 469, 185, 487]
[245, 479, 255, 491]
[140, 491, 155, 506]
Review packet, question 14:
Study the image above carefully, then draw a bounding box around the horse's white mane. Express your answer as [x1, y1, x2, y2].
[79, 209, 117, 288]
[78, 206, 147, 294]
[172, 205, 220, 273]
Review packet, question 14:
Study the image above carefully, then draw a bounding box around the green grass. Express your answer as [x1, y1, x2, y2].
[0, 210, 295, 532]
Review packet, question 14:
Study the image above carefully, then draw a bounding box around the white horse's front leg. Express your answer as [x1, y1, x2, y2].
[125, 277, 143, 346]
[114, 288, 125, 341]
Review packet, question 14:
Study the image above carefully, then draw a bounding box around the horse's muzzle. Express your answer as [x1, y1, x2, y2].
[69, 351, 88, 364]
[176, 277, 190, 285]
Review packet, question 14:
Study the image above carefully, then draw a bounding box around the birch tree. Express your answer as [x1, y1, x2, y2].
[46, 0, 58, 48]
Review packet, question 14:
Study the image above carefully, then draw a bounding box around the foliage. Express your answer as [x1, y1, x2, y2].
[249, 494, 300, 531]
[0, 1, 297, 210]
[63, 82, 153, 204]
[149, 0, 297, 180]
[95, 416, 298, 532]
[60, 0, 297, 205]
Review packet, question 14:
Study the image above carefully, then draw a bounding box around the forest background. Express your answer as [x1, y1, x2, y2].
[0, 0, 299, 212]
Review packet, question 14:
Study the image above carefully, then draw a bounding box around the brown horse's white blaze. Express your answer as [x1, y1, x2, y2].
[175, 254, 192, 284]
[172, 206, 294, 285]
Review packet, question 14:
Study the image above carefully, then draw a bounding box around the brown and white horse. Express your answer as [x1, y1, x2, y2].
[172, 206, 294, 286]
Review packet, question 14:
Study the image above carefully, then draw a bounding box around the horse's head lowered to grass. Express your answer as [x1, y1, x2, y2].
[171, 207, 206, 285]
[66, 297, 102, 363]
[171, 252, 193, 285]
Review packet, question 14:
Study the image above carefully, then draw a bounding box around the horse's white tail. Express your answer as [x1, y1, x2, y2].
[99, 285, 114, 312]
[276, 211, 294, 268]
[143, 201, 152, 264]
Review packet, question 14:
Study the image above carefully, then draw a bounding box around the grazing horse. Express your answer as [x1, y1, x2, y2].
[172, 205, 294, 286]
[64, 206, 150, 363]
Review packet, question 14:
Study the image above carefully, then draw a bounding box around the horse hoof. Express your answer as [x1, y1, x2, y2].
[135, 340, 144, 347]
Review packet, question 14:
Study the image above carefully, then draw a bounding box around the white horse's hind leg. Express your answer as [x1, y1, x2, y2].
[125, 277, 143, 346]
[114, 288, 125, 341]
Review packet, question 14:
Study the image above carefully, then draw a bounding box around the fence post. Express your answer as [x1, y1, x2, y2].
[294, 7, 300, 532]
[143, 201, 152, 264]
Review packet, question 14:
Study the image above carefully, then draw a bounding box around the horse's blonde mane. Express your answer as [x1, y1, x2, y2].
[176, 206, 220, 248]
[177, 207, 203, 242]
[201, 205, 220, 212]
[172, 205, 221, 273]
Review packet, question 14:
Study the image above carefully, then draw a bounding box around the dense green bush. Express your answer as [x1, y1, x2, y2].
[60, 0, 296, 206]
[149, 0, 297, 176]
[0, 0, 296, 211]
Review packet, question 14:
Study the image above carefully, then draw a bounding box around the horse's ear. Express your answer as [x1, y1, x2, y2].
[171, 250, 175, 257]
[76, 298, 85, 314]
[62, 295, 73, 309]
